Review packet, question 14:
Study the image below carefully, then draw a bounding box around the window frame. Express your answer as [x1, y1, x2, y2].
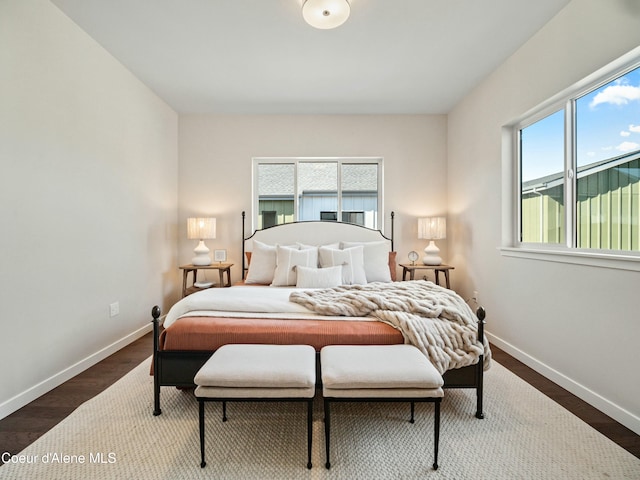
[503, 46, 640, 271]
[252, 157, 384, 231]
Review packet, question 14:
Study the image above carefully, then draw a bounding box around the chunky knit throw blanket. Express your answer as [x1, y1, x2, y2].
[290, 280, 491, 374]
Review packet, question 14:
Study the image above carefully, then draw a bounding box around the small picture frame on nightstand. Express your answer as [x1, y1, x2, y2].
[213, 249, 227, 262]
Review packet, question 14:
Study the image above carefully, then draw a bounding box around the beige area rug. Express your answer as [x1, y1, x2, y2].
[1, 358, 638, 480]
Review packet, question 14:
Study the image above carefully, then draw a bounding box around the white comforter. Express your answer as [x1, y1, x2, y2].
[163, 285, 374, 328]
[163, 282, 490, 374]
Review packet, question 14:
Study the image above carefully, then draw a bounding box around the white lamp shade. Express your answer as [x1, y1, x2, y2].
[187, 217, 216, 240]
[417, 217, 446, 240]
[302, 0, 350, 29]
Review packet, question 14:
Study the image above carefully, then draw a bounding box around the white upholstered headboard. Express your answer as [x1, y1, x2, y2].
[241, 211, 395, 274]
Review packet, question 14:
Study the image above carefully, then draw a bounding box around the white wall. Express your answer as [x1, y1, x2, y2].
[0, 0, 179, 418]
[178, 115, 448, 282]
[448, 0, 640, 433]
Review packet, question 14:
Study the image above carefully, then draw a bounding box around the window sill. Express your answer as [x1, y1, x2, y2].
[499, 247, 640, 272]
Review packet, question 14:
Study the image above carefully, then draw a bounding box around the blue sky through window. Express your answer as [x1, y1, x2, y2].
[521, 110, 564, 182]
[521, 65, 640, 182]
[577, 66, 640, 167]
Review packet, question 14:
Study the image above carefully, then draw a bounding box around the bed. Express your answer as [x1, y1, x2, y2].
[151, 211, 489, 418]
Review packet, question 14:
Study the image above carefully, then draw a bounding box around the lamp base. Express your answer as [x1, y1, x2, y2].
[422, 241, 442, 266]
[192, 240, 212, 266]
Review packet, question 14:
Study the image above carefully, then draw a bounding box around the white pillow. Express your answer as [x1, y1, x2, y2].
[271, 245, 319, 286]
[296, 242, 339, 265]
[318, 246, 367, 285]
[295, 266, 342, 288]
[341, 240, 391, 283]
[245, 240, 277, 284]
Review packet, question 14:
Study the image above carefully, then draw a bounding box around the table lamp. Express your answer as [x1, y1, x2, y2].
[418, 217, 446, 265]
[187, 217, 216, 266]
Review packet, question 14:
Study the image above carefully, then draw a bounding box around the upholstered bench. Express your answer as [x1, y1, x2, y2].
[194, 344, 316, 469]
[320, 344, 444, 470]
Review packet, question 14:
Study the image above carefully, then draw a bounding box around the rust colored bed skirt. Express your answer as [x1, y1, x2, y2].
[159, 316, 404, 352]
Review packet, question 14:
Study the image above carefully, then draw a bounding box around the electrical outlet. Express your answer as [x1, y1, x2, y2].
[473, 291, 479, 302]
[109, 302, 120, 317]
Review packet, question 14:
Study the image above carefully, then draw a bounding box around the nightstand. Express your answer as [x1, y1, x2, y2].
[179, 263, 233, 297]
[399, 263, 455, 289]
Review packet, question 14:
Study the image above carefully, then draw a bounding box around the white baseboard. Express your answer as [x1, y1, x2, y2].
[0, 323, 152, 421]
[487, 330, 640, 436]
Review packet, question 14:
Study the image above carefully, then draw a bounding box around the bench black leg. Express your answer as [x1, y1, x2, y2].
[410, 401, 415, 423]
[324, 398, 331, 469]
[307, 399, 313, 469]
[222, 401, 227, 422]
[322, 397, 441, 470]
[433, 399, 440, 470]
[199, 400, 206, 468]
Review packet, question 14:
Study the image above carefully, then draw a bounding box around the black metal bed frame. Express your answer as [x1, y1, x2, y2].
[151, 212, 486, 419]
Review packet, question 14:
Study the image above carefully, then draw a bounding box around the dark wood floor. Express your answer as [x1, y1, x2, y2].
[0, 333, 153, 466]
[0, 334, 638, 466]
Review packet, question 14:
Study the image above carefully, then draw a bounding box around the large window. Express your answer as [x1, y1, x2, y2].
[516, 59, 640, 255]
[253, 158, 382, 230]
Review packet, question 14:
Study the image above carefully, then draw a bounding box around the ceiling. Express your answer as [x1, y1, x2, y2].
[51, 0, 570, 114]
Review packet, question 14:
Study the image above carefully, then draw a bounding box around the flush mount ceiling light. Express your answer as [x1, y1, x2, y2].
[302, 0, 350, 29]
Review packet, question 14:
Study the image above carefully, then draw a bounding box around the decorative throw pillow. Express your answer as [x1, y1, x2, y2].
[341, 240, 392, 283]
[295, 266, 342, 288]
[388, 251, 398, 282]
[318, 245, 367, 285]
[296, 243, 339, 265]
[271, 245, 319, 286]
[245, 240, 277, 284]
